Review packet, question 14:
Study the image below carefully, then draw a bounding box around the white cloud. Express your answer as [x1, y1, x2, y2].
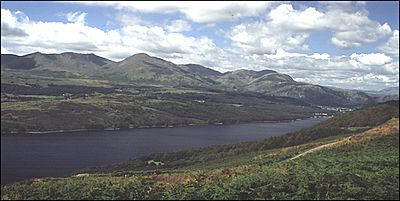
[350, 53, 392, 66]
[268, 4, 326, 32]
[63, 1, 393, 52]
[382, 61, 400, 75]
[229, 2, 393, 55]
[229, 21, 310, 55]
[1, 8, 29, 37]
[321, 2, 392, 49]
[115, 12, 142, 26]
[330, 22, 392, 49]
[224, 49, 398, 90]
[64, 1, 274, 23]
[310, 53, 330, 60]
[0, 8, 223, 64]
[379, 30, 399, 56]
[1, 46, 15, 54]
[66, 11, 87, 24]
[166, 19, 191, 32]
[1, 5, 398, 91]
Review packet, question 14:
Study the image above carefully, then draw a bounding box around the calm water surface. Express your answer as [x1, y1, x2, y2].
[1, 118, 325, 185]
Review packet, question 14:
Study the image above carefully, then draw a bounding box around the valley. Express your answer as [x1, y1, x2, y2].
[1, 1, 399, 200]
[1, 52, 383, 134]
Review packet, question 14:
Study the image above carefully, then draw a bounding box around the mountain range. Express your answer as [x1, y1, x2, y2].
[1, 52, 389, 107]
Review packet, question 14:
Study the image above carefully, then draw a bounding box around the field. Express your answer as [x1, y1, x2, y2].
[1, 81, 323, 134]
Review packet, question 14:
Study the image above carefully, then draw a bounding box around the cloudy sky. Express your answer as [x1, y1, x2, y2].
[1, 1, 399, 90]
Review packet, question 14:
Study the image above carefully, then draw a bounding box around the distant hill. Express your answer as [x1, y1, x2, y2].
[1, 54, 37, 69]
[98, 53, 217, 87]
[217, 70, 373, 107]
[365, 86, 399, 96]
[364, 86, 399, 103]
[25, 52, 114, 72]
[178, 64, 222, 79]
[3, 52, 114, 69]
[217, 69, 293, 89]
[1, 52, 376, 107]
[1, 52, 114, 78]
[379, 86, 399, 95]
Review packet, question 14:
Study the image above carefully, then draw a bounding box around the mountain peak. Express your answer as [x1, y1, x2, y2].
[61, 52, 85, 56]
[131, 53, 151, 58]
[26, 52, 43, 57]
[121, 53, 155, 63]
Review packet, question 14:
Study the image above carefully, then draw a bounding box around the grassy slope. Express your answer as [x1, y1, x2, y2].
[2, 64, 322, 134]
[1, 88, 320, 134]
[1, 101, 399, 200]
[1, 118, 398, 200]
[81, 100, 398, 173]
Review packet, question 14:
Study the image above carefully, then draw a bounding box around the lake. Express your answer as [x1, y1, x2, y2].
[1, 118, 325, 185]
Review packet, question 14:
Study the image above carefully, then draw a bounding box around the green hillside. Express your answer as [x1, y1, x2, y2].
[1, 101, 398, 200]
[81, 100, 398, 173]
[1, 52, 379, 107]
[1, 85, 320, 134]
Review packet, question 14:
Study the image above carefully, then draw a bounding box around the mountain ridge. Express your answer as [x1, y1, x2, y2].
[1, 52, 378, 106]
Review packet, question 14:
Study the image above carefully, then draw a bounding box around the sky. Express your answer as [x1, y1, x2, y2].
[1, 1, 399, 91]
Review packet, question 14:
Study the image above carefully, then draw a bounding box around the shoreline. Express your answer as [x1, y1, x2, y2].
[0, 116, 329, 186]
[1, 116, 329, 135]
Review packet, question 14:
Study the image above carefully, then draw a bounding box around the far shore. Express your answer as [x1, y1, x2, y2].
[1, 116, 330, 135]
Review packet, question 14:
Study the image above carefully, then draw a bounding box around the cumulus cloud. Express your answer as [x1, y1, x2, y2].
[115, 12, 142, 26]
[1, 4, 398, 90]
[321, 2, 392, 49]
[350, 53, 392, 66]
[0, 8, 223, 64]
[64, 1, 274, 23]
[1, 9, 29, 37]
[1, 46, 16, 54]
[222, 49, 399, 90]
[329, 20, 392, 49]
[379, 30, 399, 56]
[228, 4, 326, 55]
[166, 19, 191, 32]
[65, 1, 393, 51]
[66, 11, 87, 24]
[229, 21, 310, 55]
[268, 4, 325, 32]
[229, 2, 393, 55]
[119, 24, 223, 64]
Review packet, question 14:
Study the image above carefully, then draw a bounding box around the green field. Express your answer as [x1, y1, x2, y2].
[1, 83, 323, 134]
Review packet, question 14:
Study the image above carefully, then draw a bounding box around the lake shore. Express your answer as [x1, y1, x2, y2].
[1, 117, 326, 185]
[1, 115, 330, 135]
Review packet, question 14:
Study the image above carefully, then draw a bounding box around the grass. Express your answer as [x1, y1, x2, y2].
[1, 90, 322, 134]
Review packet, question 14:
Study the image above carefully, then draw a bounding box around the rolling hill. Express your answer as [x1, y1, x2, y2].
[1, 52, 377, 107]
[98, 53, 217, 87]
[1, 52, 114, 73]
[217, 70, 374, 107]
[364, 86, 399, 103]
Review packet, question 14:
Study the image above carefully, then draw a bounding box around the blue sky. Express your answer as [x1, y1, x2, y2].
[1, 1, 399, 90]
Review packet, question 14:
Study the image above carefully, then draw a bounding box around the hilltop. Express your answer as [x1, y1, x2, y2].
[1, 52, 378, 107]
[2, 51, 383, 134]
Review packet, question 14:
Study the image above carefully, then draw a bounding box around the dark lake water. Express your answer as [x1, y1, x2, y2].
[1, 118, 325, 185]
